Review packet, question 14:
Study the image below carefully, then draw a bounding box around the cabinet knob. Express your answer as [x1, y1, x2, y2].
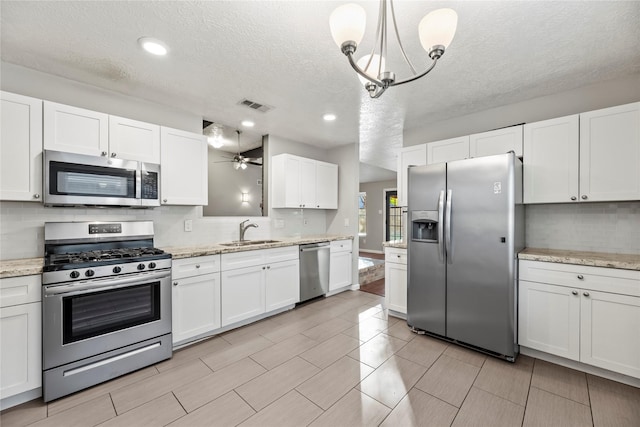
[173, 281, 178, 286]
[195, 264, 200, 268]
[581, 195, 588, 200]
[572, 290, 578, 296]
[262, 266, 266, 270]
[397, 255, 401, 258]
[267, 266, 271, 269]
[111, 152, 117, 158]
[570, 196, 577, 201]
[583, 292, 590, 297]
[33, 194, 40, 199]
[163, 199, 168, 203]
[577, 274, 584, 280]
[101, 151, 108, 156]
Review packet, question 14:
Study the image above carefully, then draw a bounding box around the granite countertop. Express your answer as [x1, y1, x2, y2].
[162, 235, 354, 259]
[0, 235, 354, 279]
[383, 241, 407, 249]
[519, 248, 640, 271]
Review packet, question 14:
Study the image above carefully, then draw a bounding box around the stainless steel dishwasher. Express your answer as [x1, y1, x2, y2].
[299, 242, 330, 302]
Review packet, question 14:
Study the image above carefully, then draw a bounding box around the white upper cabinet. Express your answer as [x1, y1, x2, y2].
[397, 144, 427, 206]
[0, 91, 43, 202]
[160, 127, 208, 205]
[470, 125, 523, 158]
[271, 153, 338, 209]
[524, 102, 640, 204]
[315, 161, 338, 209]
[426, 136, 470, 165]
[523, 115, 579, 204]
[43, 101, 109, 156]
[579, 102, 640, 202]
[108, 115, 160, 163]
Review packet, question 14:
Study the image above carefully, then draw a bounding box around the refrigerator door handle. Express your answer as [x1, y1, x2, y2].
[445, 189, 453, 264]
[437, 190, 445, 262]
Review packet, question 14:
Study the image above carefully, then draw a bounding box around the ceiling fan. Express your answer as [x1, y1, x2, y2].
[212, 129, 262, 170]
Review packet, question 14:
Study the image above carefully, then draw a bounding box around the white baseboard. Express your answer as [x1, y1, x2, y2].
[0, 387, 42, 411]
[520, 347, 640, 388]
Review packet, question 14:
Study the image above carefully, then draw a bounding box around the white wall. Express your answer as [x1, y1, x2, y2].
[326, 143, 360, 286]
[402, 73, 640, 254]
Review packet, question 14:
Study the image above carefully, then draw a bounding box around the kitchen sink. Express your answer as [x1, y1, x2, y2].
[219, 240, 281, 247]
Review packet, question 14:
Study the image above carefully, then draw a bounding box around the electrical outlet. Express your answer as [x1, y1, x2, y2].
[184, 219, 193, 232]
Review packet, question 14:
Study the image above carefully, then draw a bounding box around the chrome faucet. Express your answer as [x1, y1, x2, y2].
[239, 219, 258, 242]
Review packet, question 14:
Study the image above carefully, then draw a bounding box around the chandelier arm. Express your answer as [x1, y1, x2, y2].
[347, 52, 385, 86]
[390, 56, 440, 87]
[364, 0, 386, 73]
[380, 0, 387, 78]
[389, 0, 417, 75]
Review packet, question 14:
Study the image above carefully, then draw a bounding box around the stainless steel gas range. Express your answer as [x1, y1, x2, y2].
[41, 221, 172, 402]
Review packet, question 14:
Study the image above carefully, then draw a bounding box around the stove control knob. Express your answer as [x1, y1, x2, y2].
[85, 269, 95, 277]
[137, 263, 145, 270]
[113, 266, 122, 273]
[70, 271, 80, 279]
[148, 262, 156, 269]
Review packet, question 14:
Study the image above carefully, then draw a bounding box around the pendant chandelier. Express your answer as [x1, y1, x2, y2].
[329, 1, 458, 98]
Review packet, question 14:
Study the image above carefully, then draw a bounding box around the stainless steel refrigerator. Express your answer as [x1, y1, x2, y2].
[407, 153, 524, 361]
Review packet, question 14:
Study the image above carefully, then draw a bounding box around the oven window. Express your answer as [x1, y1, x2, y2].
[50, 161, 136, 198]
[62, 283, 160, 344]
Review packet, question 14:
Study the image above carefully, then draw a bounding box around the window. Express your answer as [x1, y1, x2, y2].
[358, 192, 366, 235]
[386, 190, 403, 241]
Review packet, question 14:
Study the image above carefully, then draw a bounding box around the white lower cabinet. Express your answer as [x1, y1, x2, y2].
[384, 247, 407, 315]
[0, 275, 42, 402]
[519, 260, 640, 378]
[329, 240, 352, 291]
[221, 246, 299, 327]
[171, 255, 221, 344]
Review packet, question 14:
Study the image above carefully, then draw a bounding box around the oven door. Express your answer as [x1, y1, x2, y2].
[44, 150, 142, 207]
[42, 270, 171, 370]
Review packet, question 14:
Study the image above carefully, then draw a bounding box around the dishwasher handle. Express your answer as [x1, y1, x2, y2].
[300, 242, 330, 252]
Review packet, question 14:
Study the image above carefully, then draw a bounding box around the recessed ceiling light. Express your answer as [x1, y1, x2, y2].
[323, 113, 337, 121]
[138, 37, 168, 56]
[241, 120, 255, 127]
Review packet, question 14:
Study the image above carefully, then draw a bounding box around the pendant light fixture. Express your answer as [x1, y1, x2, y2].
[329, 1, 458, 98]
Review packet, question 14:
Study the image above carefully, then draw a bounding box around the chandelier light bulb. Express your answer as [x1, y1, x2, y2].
[329, 3, 366, 47]
[419, 8, 458, 52]
[356, 54, 386, 86]
[240, 162, 247, 170]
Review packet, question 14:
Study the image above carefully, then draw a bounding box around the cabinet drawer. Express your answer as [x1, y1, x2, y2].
[173, 255, 220, 279]
[0, 275, 41, 307]
[222, 250, 265, 270]
[385, 247, 407, 265]
[519, 260, 640, 297]
[264, 246, 299, 264]
[330, 240, 352, 253]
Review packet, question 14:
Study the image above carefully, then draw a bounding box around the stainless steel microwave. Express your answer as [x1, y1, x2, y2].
[44, 150, 160, 207]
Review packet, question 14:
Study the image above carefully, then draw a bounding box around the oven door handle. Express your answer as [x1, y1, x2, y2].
[43, 270, 171, 297]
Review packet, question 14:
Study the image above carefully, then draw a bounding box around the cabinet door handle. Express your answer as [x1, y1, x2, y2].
[583, 292, 590, 297]
[101, 151, 108, 156]
[267, 266, 271, 269]
[33, 194, 40, 199]
[581, 195, 588, 200]
[577, 275, 584, 280]
[570, 196, 577, 201]
[111, 152, 117, 158]
[173, 281, 178, 286]
[571, 290, 578, 296]
[195, 264, 200, 268]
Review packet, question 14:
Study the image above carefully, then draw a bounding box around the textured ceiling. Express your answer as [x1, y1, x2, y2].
[2, 1, 639, 177]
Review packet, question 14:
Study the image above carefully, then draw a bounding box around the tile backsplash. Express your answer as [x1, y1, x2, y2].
[525, 202, 640, 254]
[0, 202, 328, 260]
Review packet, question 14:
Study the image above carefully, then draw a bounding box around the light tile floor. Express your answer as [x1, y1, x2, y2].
[3, 290, 640, 426]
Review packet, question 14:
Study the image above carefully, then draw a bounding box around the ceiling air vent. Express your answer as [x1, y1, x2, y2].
[238, 99, 272, 113]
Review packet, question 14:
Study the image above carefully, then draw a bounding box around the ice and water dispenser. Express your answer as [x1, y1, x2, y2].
[411, 211, 439, 242]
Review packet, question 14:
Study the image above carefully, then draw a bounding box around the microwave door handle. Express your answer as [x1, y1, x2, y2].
[445, 189, 453, 264]
[135, 167, 142, 200]
[437, 190, 445, 263]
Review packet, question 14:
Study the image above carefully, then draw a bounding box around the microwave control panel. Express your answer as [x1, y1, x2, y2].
[141, 171, 159, 200]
